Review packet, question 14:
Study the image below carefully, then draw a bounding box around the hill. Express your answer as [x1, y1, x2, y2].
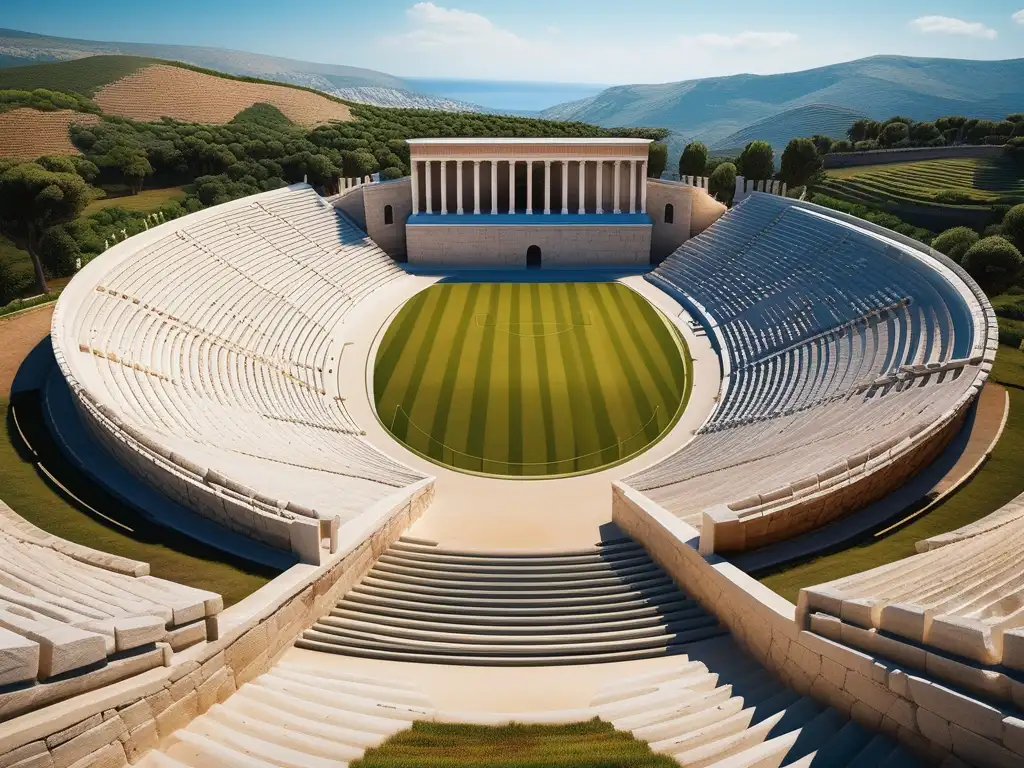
[0, 27, 482, 112]
[710, 104, 868, 153]
[541, 55, 1024, 149]
[0, 108, 100, 160]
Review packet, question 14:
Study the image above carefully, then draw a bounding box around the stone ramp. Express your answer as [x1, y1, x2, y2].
[295, 536, 729, 665]
[135, 639, 921, 767]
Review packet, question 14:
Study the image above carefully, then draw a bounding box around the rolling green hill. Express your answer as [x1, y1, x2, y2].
[710, 104, 868, 153]
[815, 157, 1024, 208]
[542, 55, 1024, 149]
[0, 55, 157, 96]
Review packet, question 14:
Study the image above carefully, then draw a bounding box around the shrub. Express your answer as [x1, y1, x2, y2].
[0, 256, 27, 305]
[708, 162, 737, 205]
[879, 122, 910, 147]
[996, 299, 1024, 321]
[379, 166, 404, 181]
[737, 141, 773, 181]
[931, 227, 979, 263]
[779, 138, 821, 188]
[38, 226, 81, 277]
[647, 141, 668, 179]
[962, 236, 1024, 295]
[1001, 204, 1024, 252]
[932, 190, 983, 205]
[678, 142, 708, 177]
[828, 139, 854, 153]
[999, 327, 1023, 349]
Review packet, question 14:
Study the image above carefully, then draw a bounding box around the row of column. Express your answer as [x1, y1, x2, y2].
[410, 158, 648, 216]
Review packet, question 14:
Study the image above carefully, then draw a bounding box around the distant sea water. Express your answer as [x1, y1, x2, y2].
[403, 78, 607, 114]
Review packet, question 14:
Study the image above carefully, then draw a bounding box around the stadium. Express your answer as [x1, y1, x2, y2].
[2, 133, 1020, 768]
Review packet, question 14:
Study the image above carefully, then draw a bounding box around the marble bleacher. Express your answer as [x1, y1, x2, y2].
[626, 193, 994, 553]
[51, 185, 428, 564]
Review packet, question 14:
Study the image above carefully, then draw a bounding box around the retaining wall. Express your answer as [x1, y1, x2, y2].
[0, 481, 432, 768]
[612, 484, 1024, 767]
[823, 145, 1006, 169]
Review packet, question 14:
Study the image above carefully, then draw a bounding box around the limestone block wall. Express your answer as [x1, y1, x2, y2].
[334, 185, 367, 231]
[0, 482, 433, 768]
[646, 180, 694, 262]
[612, 485, 1024, 767]
[363, 178, 412, 260]
[406, 224, 652, 267]
[700, 394, 973, 554]
[689, 185, 729, 237]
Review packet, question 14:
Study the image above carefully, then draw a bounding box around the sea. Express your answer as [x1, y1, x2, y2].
[403, 78, 606, 115]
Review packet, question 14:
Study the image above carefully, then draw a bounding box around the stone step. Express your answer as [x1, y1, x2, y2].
[375, 551, 658, 577]
[350, 579, 680, 607]
[358, 571, 675, 598]
[368, 559, 664, 586]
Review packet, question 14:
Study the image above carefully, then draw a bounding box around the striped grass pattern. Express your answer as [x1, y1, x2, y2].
[374, 282, 690, 478]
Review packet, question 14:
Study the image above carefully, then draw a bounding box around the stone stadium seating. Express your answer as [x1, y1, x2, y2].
[626, 193, 996, 553]
[51, 185, 429, 564]
[0, 500, 222, 720]
[297, 536, 728, 665]
[798, 490, 1024, 707]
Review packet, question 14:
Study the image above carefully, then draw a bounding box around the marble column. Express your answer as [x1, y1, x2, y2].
[424, 160, 433, 215]
[508, 160, 516, 213]
[410, 161, 420, 215]
[456, 160, 464, 215]
[526, 160, 534, 215]
[577, 160, 586, 215]
[640, 160, 648, 213]
[613, 160, 621, 214]
[561, 161, 569, 215]
[629, 160, 637, 214]
[473, 160, 481, 215]
[491, 161, 499, 214]
[543, 160, 552, 215]
[595, 161, 604, 215]
[439, 161, 448, 215]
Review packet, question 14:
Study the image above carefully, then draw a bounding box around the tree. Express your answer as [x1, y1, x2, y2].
[379, 166, 404, 181]
[931, 227, 980, 263]
[879, 122, 909, 147]
[847, 119, 871, 143]
[737, 141, 773, 181]
[341, 150, 378, 179]
[647, 141, 668, 179]
[0, 257, 24, 305]
[961, 236, 1024, 295]
[810, 135, 833, 155]
[829, 139, 854, 153]
[38, 226, 82, 278]
[0, 162, 90, 294]
[779, 138, 822, 188]
[1000, 204, 1024, 252]
[708, 162, 737, 205]
[119, 153, 153, 194]
[678, 142, 708, 177]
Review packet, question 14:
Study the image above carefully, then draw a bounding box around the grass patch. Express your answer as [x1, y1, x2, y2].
[374, 282, 691, 477]
[84, 185, 186, 215]
[760, 344, 1024, 603]
[351, 719, 679, 768]
[818, 157, 1024, 208]
[231, 102, 293, 128]
[0, 55, 159, 96]
[1, 393, 273, 605]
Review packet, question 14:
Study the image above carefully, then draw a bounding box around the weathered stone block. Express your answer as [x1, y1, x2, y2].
[154, 690, 197, 739]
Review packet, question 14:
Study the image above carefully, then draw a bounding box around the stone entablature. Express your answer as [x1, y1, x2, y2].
[407, 137, 652, 218]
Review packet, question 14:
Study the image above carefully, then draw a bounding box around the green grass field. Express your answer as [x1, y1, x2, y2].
[351, 720, 679, 768]
[84, 185, 186, 215]
[761, 343, 1024, 603]
[0, 55, 158, 96]
[374, 282, 691, 478]
[816, 157, 1024, 208]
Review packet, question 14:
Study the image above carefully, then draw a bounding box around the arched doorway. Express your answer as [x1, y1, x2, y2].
[526, 245, 542, 269]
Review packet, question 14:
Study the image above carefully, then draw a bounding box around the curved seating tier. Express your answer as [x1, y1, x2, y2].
[52, 185, 428, 562]
[0, 500, 222, 720]
[626, 194, 995, 552]
[798, 490, 1024, 707]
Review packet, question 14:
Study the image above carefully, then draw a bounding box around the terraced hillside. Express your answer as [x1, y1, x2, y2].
[815, 157, 1024, 208]
[0, 107, 99, 160]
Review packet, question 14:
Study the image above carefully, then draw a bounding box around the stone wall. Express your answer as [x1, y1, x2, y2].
[406, 223, 652, 267]
[363, 179, 412, 260]
[646, 181, 693, 262]
[0, 481, 433, 768]
[823, 145, 1005, 169]
[699, 397, 972, 554]
[612, 484, 1024, 767]
[334, 185, 367, 231]
[689, 186, 728, 237]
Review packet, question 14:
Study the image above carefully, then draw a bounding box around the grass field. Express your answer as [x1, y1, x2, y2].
[761, 343, 1024, 603]
[374, 282, 691, 478]
[351, 720, 678, 768]
[816, 157, 1024, 208]
[84, 185, 186, 214]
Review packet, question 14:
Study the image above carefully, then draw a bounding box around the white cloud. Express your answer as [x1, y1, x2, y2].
[1014, 10, 1024, 24]
[684, 31, 799, 50]
[910, 15, 997, 39]
[388, 3, 530, 53]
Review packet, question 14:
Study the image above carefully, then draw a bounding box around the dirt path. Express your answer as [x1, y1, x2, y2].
[0, 305, 54, 398]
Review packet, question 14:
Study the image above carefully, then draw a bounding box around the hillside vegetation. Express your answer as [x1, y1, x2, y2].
[817, 157, 1024, 208]
[0, 55, 157, 95]
[711, 104, 868, 152]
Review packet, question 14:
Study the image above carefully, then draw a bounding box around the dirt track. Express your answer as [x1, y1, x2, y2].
[0, 305, 53, 398]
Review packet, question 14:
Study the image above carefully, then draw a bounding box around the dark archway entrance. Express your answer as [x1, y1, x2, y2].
[526, 245, 542, 269]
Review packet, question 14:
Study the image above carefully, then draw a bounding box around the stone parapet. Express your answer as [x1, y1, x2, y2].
[612, 483, 1024, 767]
[0, 480, 432, 768]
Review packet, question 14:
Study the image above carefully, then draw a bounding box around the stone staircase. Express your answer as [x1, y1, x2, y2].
[295, 536, 729, 665]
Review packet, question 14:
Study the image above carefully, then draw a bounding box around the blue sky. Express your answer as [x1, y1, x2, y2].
[3, 1, 1024, 83]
